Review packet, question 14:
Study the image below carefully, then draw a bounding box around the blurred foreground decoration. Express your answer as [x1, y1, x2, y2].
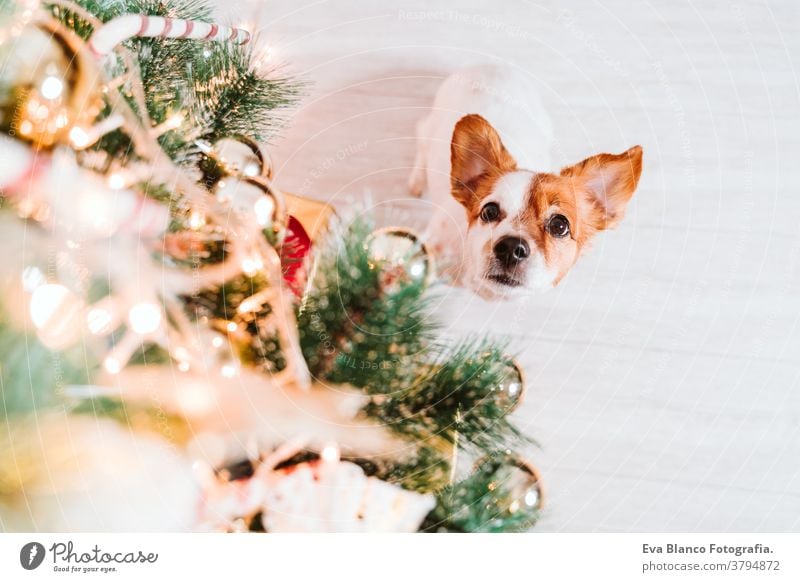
[0, 0, 541, 532]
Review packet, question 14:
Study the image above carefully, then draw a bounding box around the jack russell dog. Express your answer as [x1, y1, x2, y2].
[409, 64, 643, 300]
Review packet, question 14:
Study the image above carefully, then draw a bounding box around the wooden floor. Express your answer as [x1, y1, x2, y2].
[221, 0, 800, 531]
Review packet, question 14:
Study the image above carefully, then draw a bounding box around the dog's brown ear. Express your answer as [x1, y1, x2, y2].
[561, 145, 643, 229]
[450, 114, 517, 209]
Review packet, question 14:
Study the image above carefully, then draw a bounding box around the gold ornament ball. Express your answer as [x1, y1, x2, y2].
[368, 227, 433, 288]
[212, 136, 273, 179]
[495, 357, 526, 412]
[475, 453, 544, 514]
[1, 19, 102, 148]
[213, 175, 286, 243]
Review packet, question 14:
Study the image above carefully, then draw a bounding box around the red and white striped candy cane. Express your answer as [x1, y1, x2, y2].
[88, 14, 251, 57]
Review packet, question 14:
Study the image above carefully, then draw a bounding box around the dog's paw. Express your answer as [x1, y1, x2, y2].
[407, 167, 425, 197]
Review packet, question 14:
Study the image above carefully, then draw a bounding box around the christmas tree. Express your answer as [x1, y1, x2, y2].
[0, 0, 541, 532]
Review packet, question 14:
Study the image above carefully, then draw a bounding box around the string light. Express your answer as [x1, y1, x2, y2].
[128, 301, 162, 335]
[243, 162, 260, 177]
[253, 196, 275, 227]
[103, 356, 122, 375]
[321, 442, 340, 464]
[189, 208, 206, 230]
[220, 363, 238, 378]
[241, 254, 263, 276]
[214, 179, 229, 203]
[174, 346, 191, 372]
[225, 321, 238, 333]
[40, 76, 64, 100]
[68, 126, 90, 148]
[107, 172, 126, 190]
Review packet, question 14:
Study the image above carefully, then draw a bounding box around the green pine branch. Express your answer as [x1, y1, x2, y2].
[0, 309, 95, 422]
[363, 338, 528, 452]
[421, 453, 540, 533]
[298, 216, 436, 389]
[49, 0, 301, 163]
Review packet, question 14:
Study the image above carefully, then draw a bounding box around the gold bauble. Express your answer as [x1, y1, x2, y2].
[495, 357, 526, 412]
[213, 175, 286, 244]
[0, 18, 103, 148]
[474, 453, 544, 513]
[211, 135, 273, 179]
[368, 227, 434, 289]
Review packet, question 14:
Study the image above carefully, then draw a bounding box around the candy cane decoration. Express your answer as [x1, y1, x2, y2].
[88, 14, 251, 57]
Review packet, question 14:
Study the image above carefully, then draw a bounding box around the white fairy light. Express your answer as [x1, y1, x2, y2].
[211, 336, 224, 348]
[320, 442, 340, 464]
[253, 196, 275, 227]
[243, 162, 260, 177]
[103, 356, 122, 375]
[189, 208, 206, 230]
[220, 363, 238, 378]
[128, 302, 162, 335]
[241, 254, 263, 276]
[225, 321, 238, 333]
[166, 113, 185, 129]
[409, 261, 425, 278]
[174, 346, 191, 372]
[29, 284, 71, 329]
[68, 126, 90, 148]
[107, 172, 126, 190]
[40, 76, 64, 100]
[214, 179, 229, 203]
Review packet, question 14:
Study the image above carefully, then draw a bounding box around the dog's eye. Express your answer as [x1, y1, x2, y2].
[547, 214, 570, 238]
[480, 202, 501, 223]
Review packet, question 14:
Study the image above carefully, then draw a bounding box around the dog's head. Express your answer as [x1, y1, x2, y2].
[450, 114, 643, 299]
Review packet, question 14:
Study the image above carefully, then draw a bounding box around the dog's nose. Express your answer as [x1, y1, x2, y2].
[493, 237, 530, 267]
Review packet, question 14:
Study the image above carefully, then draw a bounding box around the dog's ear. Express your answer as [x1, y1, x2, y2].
[561, 145, 643, 229]
[450, 114, 517, 209]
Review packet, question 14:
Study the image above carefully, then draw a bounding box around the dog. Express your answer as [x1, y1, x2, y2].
[410, 64, 643, 299]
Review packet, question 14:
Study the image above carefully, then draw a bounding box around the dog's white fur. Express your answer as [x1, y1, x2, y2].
[410, 64, 554, 298]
